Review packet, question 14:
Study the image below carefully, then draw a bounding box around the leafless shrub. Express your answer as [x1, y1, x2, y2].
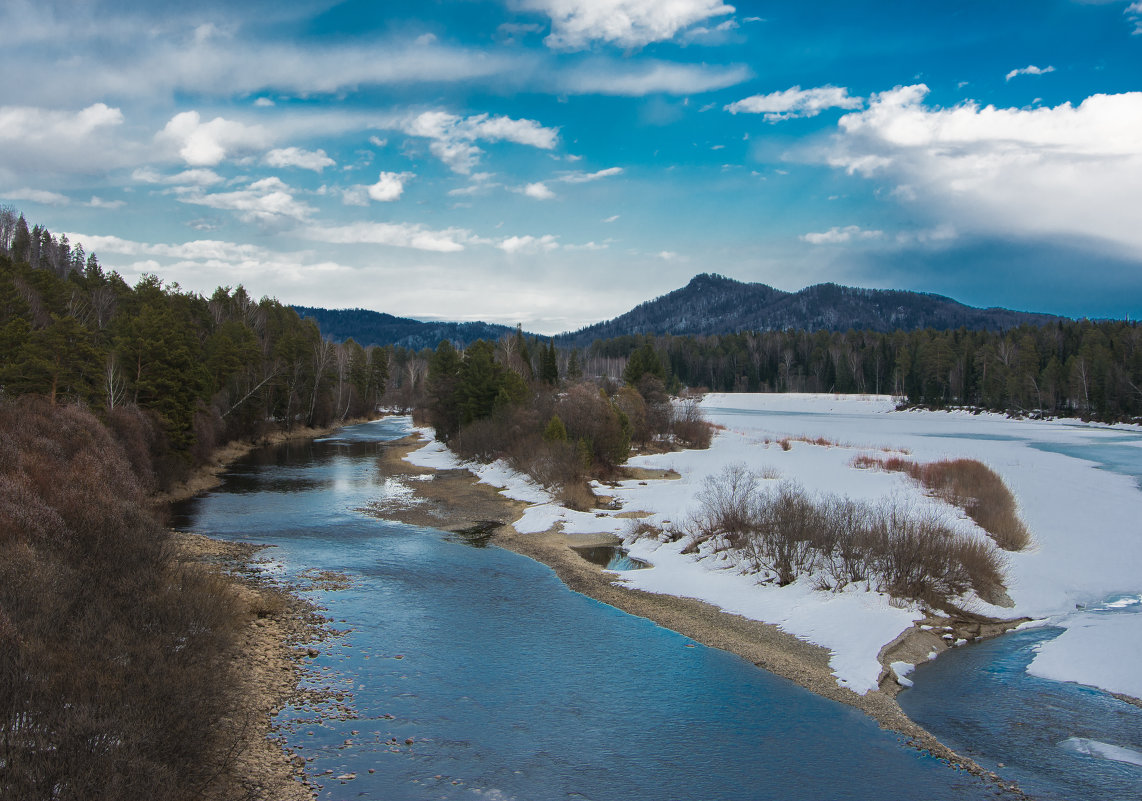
[0, 396, 246, 801]
[852, 454, 1031, 551]
[691, 463, 762, 550]
[673, 398, 713, 449]
[684, 464, 1009, 605]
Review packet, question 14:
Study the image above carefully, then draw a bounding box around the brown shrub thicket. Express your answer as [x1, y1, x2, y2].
[678, 465, 1007, 606]
[449, 382, 714, 508]
[0, 397, 246, 801]
[851, 455, 1031, 551]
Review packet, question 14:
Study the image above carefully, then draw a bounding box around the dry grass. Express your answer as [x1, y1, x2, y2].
[852, 454, 1031, 551]
[0, 397, 249, 801]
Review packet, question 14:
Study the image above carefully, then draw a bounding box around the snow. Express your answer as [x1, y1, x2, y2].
[1058, 738, 1142, 767]
[1028, 612, 1142, 699]
[404, 396, 1142, 701]
[890, 661, 916, 688]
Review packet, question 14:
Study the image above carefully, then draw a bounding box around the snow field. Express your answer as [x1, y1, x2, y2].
[405, 398, 1142, 701]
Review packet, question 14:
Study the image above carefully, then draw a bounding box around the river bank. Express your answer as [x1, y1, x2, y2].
[159, 417, 377, 504]
[160, 418, 378, 800]
[373, 432, 1027, 794]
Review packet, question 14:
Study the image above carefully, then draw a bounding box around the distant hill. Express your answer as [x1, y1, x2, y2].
[295, 274, 1063, 350]
[292, 306, 517, 350]
[556, 274, 1062, 347]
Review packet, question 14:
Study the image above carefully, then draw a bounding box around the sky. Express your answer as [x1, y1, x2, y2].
[2, 0, 1141, 334]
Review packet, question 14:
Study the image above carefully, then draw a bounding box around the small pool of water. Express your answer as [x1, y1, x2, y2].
[572, 544, 651, 571]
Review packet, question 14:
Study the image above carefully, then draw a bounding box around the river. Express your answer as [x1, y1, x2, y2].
[172, 417, 1001, 801]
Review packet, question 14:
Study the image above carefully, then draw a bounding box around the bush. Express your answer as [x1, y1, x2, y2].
[853, 455, 1031, 551]
[676, 464, 1008, 605]
[673, 398, 713, 449]
[0, 397, 245, 801]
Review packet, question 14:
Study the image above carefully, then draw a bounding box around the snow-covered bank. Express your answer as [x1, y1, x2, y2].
[405, 396, 1142, 701]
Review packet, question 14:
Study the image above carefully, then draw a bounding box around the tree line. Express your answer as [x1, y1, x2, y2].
[588, 322, 1142, 422]
[0, 206, 388, 485]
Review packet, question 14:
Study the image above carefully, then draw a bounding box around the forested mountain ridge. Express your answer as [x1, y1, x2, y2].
[558, 273, 1063, 346]
[293, 305, 517, 350]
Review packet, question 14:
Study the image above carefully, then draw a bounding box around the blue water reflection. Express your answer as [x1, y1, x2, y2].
[173, 419, 998, 801]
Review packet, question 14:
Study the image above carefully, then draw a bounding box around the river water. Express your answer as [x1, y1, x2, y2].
[701, 400, 1142, 801]
[172, 417, 1000, 801]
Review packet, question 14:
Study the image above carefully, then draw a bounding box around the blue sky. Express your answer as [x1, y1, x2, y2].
[2, 0, 1140, 333]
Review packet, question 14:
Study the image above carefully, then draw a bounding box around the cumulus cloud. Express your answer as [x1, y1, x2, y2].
[343, 171, 414, 204]
[725, 86, 862, 121]
[498, 233, 559, 254]
[264, 146, 335, 172]
[400, 111, 558, 174]
[301, 221, 477, 252]
[1005, 64, 1055, 81]
[157, 111, 272, 167]
[176, 176, 315, 224]
[513, 0, 735, 50]
[827, 84, 1142, 255]
[0, 103, 128, 180]
[522, 181, 556, 199]
[800, 225, 883, 245]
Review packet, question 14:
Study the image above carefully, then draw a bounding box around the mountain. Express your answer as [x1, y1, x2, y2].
[295, 274, 1063, 350]
[556, 274, 1062, 347]
[292, 306, 517, 350]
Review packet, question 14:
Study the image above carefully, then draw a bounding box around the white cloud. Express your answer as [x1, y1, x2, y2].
[254, 97, 275, 107]
[725, 86, 862, 121]
[368, 135, 388, 148]
[132, 167, 225, 187]
[557, 166, 623, 183]
[800, 225, 884, 245]
[360, 170, 414, 202]
[5, 187, 70, 205]
[513, 0, 735, 50]
[65, 233, 274, 262]
[0, 102, 123, 140]
[88, 195, 125, 209]
[157, 110, 272, 167]
[264, 146, 336, 172]
[602, 214, 620, 222]
[522, 181, 556, 199]
[1005, 64, 1055, 81]
[1127, 2, 1142, 35]
[827, 84, 1142, 255]
[400, 110, 559, 174]
[301, 221, 476, 252]
[0, 103, 128, 180]
[559, 60, 750, 96]
[498, 234, 559, 254]
[176, 176, 315, 224]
